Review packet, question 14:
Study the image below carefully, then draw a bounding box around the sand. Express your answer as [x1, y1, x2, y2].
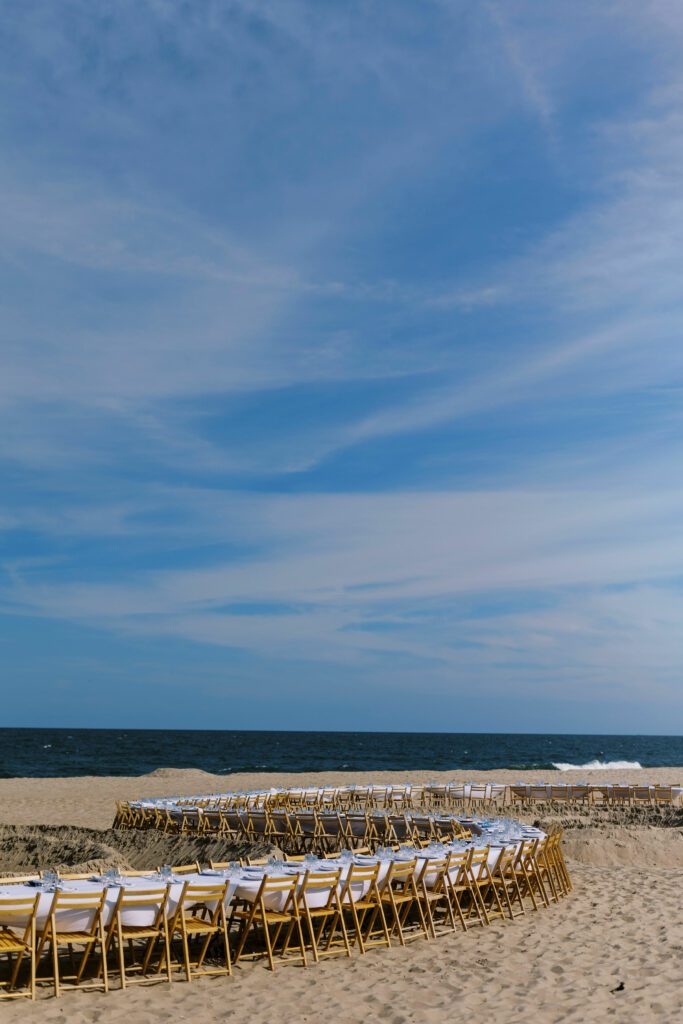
[1, 766, 682, 1023]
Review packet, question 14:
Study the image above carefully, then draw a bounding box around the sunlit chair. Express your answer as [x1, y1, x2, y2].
[468, 848, 506, 925]
[408, 814, 436, 844]
[445, 850, 486, 930]
[232, 876, 306, 971]
[0, 893, 39, 1000]
[488, 847, 526, 919]
[158, 863, 199, 876]
[36, 890, 109, 997]
[549, 785, 571, 802]
[609, 785, 632, 805]
[415, 855, 456, 938]
[167, 882, 231, 982]
[407, 785, 425, 809]
[317, 813, 343, 853]
[378, 859, 429, 946]
[513, 839, 549, 910]
[296, 869, 351, 962]
[468, 784, 490, 809]
[105, 886, 172, 987]
[446, 784, 467, 808]
[268, 810, 295, 851]
[339, 863, 390, 954]
[345, 813, 372, 849]
[427, 785, 448, 810]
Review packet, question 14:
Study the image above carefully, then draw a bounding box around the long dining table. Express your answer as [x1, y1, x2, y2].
[0, 824, 546, 929]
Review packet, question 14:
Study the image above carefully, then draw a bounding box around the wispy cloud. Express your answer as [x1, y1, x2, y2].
[3, 1, 683, 726]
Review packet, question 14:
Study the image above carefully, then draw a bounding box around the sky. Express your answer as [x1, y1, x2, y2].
[2, 1, 683, 733]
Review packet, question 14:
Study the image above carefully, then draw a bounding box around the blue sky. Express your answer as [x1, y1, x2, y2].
[2, 1, 683, 732]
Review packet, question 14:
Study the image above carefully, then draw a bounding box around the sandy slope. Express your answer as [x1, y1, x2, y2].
[1, 767, 682, 1023]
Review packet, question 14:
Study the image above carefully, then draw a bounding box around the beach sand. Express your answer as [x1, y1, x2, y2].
[1, 767, 682, 1023]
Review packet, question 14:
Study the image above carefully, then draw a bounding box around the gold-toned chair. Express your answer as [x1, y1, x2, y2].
[513, 839, 549, 910]
[167, 882, 231, 982]
[378, 859, 429, 946]
[339, 863, 390, 953]
[415, 855, 457, 938]
[296, 869, 351, 962]
[445, 850, 486, 930]
[469, 849, 506, 925]
[157, 863, 199, 876]
[0, 894, 39, 1000]
[489, 847, 526, 919]
[232, 876, 306, 971]
[609, 785, 632, 806]
[105, 886, 172, 987]
[36, 890, 109, 997]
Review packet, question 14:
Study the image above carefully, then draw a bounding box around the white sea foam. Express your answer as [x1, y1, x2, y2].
[552, 759, 643, 771]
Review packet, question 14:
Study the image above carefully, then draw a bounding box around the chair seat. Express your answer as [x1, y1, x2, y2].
[175, 917, 220, 934]
[381, 892, 414, 904]
[0, 930, 27, 952]
[120, 926, 164, 938]
[54, 931, 98, 943]
[232, 908, 295, 924]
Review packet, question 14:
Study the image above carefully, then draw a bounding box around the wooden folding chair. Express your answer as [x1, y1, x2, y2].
[36, 890, 109, 996]
[167, 883, 231, 982]
[408, 815, 436, 844]
[105, 886, 172, 987]
[445, 850, 486, 930]
[512, 840, 549, 910]
[610, 785, 632, 806]
[488, 847, 526, 920]
[295, 813, 321, 853]
[165, 863, 200, 876]
[468, 784, 490, 809]
[296, 869, 351, 962]
[549, 785, 571, 803]
[232, 876, 306, 971]
[0, 894, 39, 1000]
[317, 813, 343, 853]
[415, 855, 457, 938]
[544, 829, 572, 896]
[468, 849, 506, 925]
[446, 784, 467, 808]
[378, 859, 429, 946]
[268, 810, 294, 851]
[343, 814, 372, 849]
[339, 863, 390, 953]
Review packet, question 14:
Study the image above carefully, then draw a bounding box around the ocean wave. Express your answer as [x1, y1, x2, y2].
[552, 759, 643, 771]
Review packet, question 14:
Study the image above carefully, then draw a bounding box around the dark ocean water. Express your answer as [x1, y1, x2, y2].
[0, 729, 682, 778]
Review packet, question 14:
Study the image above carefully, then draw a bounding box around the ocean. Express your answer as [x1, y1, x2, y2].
[1, 729, 681, 778]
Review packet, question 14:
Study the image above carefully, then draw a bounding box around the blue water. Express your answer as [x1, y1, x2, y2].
[0, 729, 681, 778]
